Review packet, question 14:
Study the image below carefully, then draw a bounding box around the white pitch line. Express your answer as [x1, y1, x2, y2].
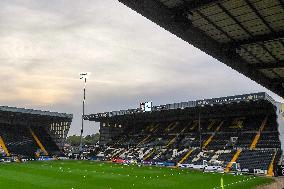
[213, 176, 256, 189]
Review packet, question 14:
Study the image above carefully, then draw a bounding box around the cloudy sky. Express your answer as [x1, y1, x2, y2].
[0, 0, 283, 135]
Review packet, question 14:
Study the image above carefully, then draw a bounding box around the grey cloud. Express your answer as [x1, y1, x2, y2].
[0, 0, 283, 136]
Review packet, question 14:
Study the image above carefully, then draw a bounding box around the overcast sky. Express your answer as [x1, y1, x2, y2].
[0, 0, 283, 135]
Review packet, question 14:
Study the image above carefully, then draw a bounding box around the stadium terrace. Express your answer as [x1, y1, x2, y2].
[85, 92, 284, 177]
[0, 106, 72, 159]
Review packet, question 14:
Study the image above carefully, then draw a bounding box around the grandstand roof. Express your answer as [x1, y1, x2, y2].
[117, 0, 284, 97]
[85, 92, 276, 121]
[0, 106, 72, 119]
[88, 99, 276, 124]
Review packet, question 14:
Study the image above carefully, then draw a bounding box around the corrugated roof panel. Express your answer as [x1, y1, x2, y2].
[198, 23, 220, 33]
[264, 40, 284, 60]
[193, 18, 230, 42]
[264, 11, 284, 31]
[158, 0, 183, 8]
[196, 24, 225, 38]
[225, 32, 249, 40]
[193, 1, 281, 42]
[236, 48, 259, 64]
[245, 44, 274, 61]
[208, 34, 231, 42]
[162, 0, 282, 64]
[248, 25, 270, 35]
[240, 20, 268, 34]
[240, 55, 259, 64]
[267, 40, 284, 48]
[212, 18, 236, 28]
[233, 12, 259, 25]
[201, 22, 252, 42]
[192, 13, 211, 27]
[211, 36, 231, 43]
[230, 33, 250, 40]
[260, 55, 277, 63]
[253, 50, 275, 61]
[222, 0, 247, 9]
[265, 10, 284, 21]
[260, 69, 279, 79]
[265, 11, 284, 22]
[272, 68, 284, 77]
[202, 12, 230, 22]
[252, 0, 280, 10]
[220, 24, 244, 32]
[224, 27, 246, 35]
[257, 5, 283, 17]
[255, 55, 275, 63]
[198, 4, 223, 16]
[240, 18, 265, 28]
[267, 19, 284, 31]
[224, 4, 252, 16]
[192, 20, 209, 28]
[226, 30, 249, 39]
[198, 27, 231, 42]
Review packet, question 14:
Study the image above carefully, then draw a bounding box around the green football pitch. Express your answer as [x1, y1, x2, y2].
[0, 160, 272, 189]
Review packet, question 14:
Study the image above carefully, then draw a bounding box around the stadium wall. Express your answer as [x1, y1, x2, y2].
[276, 102, 284, 162]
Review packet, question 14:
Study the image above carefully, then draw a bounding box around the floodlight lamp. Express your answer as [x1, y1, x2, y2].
[79, 72, 91, 79]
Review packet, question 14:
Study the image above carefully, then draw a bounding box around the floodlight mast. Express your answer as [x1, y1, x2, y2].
[79, 73, 89, 157]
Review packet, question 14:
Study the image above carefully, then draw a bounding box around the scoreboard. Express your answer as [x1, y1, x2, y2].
[140, 102, 152, 112]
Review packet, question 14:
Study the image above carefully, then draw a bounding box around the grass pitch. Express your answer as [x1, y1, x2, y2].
[0, 160, 272, 189]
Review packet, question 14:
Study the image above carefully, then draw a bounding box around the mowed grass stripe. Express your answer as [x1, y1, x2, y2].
[0, 163, 82, 188]
[1, 162, 128, 189]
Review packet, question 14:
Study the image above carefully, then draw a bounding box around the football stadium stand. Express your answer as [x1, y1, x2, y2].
[0, 106, 72, 158]
[85, 92, 284, 176]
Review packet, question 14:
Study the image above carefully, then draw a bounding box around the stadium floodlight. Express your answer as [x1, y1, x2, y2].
[79, 72, 91, 157]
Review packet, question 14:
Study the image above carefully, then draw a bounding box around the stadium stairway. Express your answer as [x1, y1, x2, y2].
[250, 116, 268, 150]
[112, 148, 126, 158]
[0, 136, 10, 156]
[166, 127, 187, 148]
[136, 123, 160, 147]
[164, 122, 177, 132]
[104, 148, 117, 159]
[31, 126, 61, 155]
[29, 128, 48, 156]
[202, 121, 223, 149]
[166, 137, 177, 148]
[178, 149, 193, 164]
[209, 149, 236, 166]
[224, 149, 242, 173]
[189, 121, 198, 131]
[207, 120, 216, 130]
[149, 123, 160, 133]
[143, 149, 156, 161]
[0, 125, 38, 157]
[267, 151, 276, 176]
[137, 135, 151, 147]
[146, 127, 189, 162]
[149, 149, 166, 162]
